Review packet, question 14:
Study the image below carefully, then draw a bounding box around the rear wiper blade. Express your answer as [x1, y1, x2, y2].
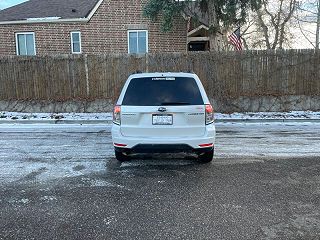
[161, 102, 190, 106]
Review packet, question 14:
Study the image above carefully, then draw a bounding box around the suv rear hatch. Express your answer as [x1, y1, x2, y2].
[119, 76, 206, 138]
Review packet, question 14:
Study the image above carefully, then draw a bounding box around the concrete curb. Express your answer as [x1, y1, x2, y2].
[1, 118, 320, 124]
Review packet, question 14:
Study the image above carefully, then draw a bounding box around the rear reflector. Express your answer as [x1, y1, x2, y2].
[114, 143, 127, 147]
[199, 143, 214, 148]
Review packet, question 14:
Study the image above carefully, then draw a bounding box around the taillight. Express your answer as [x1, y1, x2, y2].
[205, 104, 214, 125]
[199, 143, 214, 148]
[113, 105, 121, 125]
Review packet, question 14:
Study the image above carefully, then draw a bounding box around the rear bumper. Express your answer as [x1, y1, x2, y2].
[115, 144, 213, 154]
[111, 124, 215, 153]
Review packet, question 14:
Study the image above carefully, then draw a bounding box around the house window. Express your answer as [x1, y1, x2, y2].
[15, 32, 36, 56]
[71, 31, 82, 54]
[128, 30, 148, 54]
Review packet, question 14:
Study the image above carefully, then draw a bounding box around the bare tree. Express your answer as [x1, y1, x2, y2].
[242, 0, 298, 49]
[317, 0, 320, 48]
[295, 0, 320, 49]
[241, 16, 267, 49]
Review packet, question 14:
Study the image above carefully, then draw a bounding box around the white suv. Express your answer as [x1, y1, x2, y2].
[111, 72, 215, 162]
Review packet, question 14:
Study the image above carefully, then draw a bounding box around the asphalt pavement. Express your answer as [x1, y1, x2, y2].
[0, 122, 320, 240]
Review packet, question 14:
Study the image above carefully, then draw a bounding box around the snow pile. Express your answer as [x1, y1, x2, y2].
[0, 111, 320, 122]
[215, 111, 320, 120]
[0, 112, 112, 121]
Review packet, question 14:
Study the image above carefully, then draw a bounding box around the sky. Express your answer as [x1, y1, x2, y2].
[0, 0, 28, 10]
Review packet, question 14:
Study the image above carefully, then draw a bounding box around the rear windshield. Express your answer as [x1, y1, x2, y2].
[122, 77, 204, 106]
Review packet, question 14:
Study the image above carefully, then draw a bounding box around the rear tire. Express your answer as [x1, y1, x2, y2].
[198, 149, 214, 163]
[115, 150, 130, 162]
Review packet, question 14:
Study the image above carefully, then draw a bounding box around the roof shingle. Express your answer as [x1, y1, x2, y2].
[0, 0, 100, 22]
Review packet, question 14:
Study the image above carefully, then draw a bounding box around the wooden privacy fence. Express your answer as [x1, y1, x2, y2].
[0, 49, 319, 101]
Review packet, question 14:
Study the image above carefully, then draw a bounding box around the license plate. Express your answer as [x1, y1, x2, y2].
[152, 114, 173, 125]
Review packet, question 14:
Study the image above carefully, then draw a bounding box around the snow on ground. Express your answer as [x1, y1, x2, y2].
[0, 111, 320, 122]
[0, 112, 113, 122]
[1, 122, 320, 185]
[215, 111, 320, 120]
[0, 124, 113, 184]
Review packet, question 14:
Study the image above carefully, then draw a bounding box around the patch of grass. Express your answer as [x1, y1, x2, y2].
[50, 114, 64, 120]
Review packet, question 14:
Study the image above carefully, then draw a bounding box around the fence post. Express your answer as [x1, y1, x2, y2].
[84, 54, 90, 97]
[145, 53, 149, 73]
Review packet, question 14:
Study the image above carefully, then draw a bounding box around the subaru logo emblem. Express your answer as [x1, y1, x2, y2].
[158, 107, 167, 112]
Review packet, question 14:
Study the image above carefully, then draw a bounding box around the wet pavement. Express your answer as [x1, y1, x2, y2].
[0, 122, 320, 240]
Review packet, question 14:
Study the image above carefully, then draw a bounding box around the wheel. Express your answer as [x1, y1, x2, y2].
[115, 150, 131, 162]
[198, 149, 214, 163]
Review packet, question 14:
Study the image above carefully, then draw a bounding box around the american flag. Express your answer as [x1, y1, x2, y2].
[228, 27, 243, 51]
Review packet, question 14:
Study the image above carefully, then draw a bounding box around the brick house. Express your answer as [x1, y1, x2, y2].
[0, 0, 188, 55]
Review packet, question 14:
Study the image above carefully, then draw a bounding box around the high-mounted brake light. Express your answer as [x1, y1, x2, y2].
[113, 105, 121, 125]
[205, 104, 214, 125]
